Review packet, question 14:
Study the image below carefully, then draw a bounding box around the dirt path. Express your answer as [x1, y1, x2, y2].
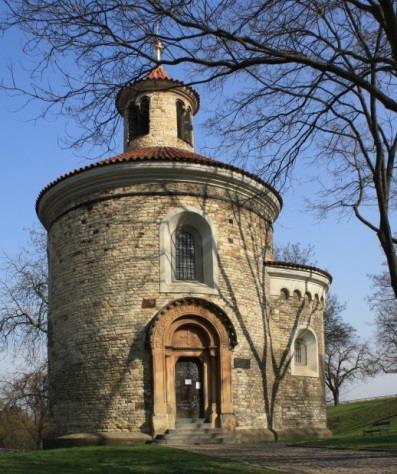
[184, 443, 397, 473]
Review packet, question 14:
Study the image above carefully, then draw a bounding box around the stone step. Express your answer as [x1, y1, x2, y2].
[157, 434, 234, 443]
[175, 418, 210, 428]
[166, 427, 223, 434]
[154, 419, 235, 445]
[163, 431, 232, 440]
[155, 428, 234, 446]
[157, 438, 225, 445]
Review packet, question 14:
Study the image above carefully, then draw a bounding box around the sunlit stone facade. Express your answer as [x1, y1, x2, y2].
[37, 65, 331, 447]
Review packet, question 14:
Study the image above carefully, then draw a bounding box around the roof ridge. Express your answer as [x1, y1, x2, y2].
[265, 260, 332, 281]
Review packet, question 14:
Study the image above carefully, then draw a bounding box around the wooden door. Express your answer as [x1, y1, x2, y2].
[175, 358, 203, 419]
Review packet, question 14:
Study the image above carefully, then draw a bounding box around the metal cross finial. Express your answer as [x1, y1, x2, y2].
[154, 38, 164, 62]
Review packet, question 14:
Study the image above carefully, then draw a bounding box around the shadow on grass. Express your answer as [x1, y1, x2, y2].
[0, 445, 281, 474]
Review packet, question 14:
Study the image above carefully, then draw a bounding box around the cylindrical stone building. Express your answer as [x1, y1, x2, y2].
[37, 65, 332, 447]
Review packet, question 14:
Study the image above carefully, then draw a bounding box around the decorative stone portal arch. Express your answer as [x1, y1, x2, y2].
[149, 298, 237, 436]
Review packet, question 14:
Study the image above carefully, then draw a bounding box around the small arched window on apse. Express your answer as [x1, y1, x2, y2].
[174, 226, 203, 282]
[293, 289, 302, 301]
[291, 327, 319, 377]
[160, 208, 217, 294]
[280, 288, 290, 301]
[176, 99, 193, 144]
[128, 95, 150, 140]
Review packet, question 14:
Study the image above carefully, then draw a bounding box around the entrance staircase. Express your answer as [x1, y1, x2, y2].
[154, 418, 235, 445]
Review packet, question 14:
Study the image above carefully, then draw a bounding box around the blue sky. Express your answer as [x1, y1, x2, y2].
[1, 28, 396, 400]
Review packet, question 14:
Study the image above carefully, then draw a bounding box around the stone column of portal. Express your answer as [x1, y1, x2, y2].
[152, 343, 169, 436]
[219, 343, 236, 431]
[209, 349, 219, 428]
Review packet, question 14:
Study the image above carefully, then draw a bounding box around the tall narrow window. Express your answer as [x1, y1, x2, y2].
[184, 106, 193, 143]
[176, 100, 193, 144]
[175, 230, 197, 280]
[176, 100, 184, 140]
[294, 340, 307, 365]
[128, 95, 150, 140]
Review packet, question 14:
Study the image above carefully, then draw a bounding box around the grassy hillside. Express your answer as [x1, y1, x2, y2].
[327, 396, 397, 437]
[305, 396, 397, 450]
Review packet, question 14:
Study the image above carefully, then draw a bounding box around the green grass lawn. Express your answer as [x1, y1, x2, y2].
[298, 396, 397, 451]
[0, 444, 282, 474]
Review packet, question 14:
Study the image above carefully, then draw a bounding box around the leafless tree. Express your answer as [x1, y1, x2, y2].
[369, 270, 397, 373]
[0, 405, 36, 450]
[0, 363, 48, 449]
[1, 2, 397, 295]
[324, 293, 375, 405]
[0, 228, 48, 359]
[274, 242, 318, 266]
[0, 229, 49, 448]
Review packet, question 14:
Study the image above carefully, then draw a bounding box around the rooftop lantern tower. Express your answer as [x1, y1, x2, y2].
[116, 39, 200, 152]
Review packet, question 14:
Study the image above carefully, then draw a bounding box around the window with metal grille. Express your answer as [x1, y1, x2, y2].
[175, 230, 197, 280]
[295, 340, 307, 365]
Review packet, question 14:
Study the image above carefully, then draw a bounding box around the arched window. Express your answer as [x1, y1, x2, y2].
[176, 100, 193, 144]
[128, 95, 150, 140]
[291, 327, 318, 377]
[160, 208, 217, 293]
[174, 227, 203, 282]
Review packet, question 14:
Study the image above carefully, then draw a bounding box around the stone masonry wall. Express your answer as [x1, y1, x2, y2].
[267, 290, 329, 438]
[46, 176, 328, 440]
[47, 179, 274, 437]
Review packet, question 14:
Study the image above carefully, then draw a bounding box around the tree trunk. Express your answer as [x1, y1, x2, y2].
[332, 388, 340, 406]
[377, 223, 397, 299]
[373, 153, 397, 298]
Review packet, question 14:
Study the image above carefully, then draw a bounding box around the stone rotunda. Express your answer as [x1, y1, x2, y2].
[37, 63, 332, 447]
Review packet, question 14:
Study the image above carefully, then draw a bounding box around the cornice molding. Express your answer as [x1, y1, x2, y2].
[37, 161, 282, 229]
[265, 261, 331, 299]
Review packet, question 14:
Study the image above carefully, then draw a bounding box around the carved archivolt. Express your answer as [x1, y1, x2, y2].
[148, 297, 238, 349]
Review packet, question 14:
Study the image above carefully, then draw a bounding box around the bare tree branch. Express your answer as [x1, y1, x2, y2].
[1, 0, 397, 295]
[0, 228, 48, 360]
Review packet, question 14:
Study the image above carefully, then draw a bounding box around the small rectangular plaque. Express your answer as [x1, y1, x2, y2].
[196, 382, 201, 389]
[185, 379, 192, 385]
[234, 358, 251, 369]
[142, 298, 156, 308]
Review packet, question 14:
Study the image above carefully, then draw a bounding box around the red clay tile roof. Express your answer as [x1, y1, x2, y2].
[36, 146, 282, 211]
[265, 260, 332, 282]
[146, 65, 169, 80]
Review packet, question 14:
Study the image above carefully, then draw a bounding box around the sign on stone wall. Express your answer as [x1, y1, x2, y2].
[233, 358, 251, 369]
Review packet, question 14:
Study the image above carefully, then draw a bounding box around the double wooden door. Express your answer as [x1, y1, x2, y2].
[175, 358, 203, 419]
